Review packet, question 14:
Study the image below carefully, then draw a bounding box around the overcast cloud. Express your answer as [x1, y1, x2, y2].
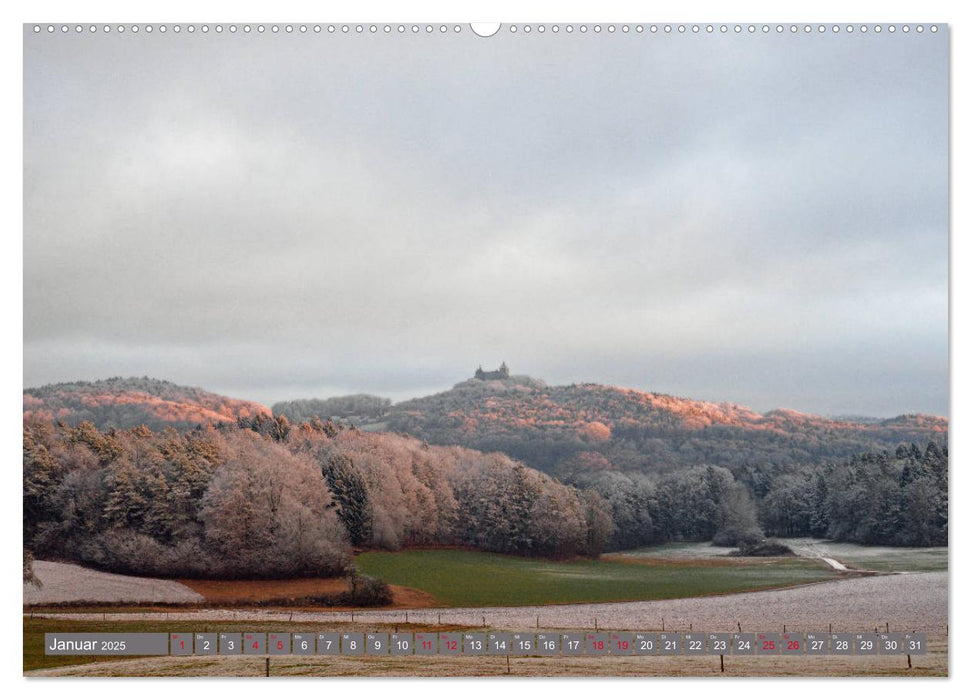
[23, 26, 948, 416]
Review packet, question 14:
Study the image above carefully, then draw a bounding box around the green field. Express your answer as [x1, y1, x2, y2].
[354, 549, 838, 607]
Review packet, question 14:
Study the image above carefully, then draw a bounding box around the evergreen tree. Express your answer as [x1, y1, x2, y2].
[322, 454, 372, 547]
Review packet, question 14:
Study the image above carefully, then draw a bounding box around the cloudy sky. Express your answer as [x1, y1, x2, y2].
[23, 25, 948, 416]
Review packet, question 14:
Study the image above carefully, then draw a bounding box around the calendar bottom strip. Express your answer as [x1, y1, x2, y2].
[45, 631, 927, 657]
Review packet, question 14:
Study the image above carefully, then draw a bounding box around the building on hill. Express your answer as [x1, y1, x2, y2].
[474, 362, 509, 380]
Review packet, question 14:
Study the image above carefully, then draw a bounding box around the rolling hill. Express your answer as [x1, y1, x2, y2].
[23, 377, 270, 431]
[384, 376, 947, 474]
[23, 373, 947, 475]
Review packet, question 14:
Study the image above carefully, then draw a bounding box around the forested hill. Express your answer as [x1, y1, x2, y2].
[272, 394, 391, 425]
[24, 374, 948, 475]
[385, 376, 948, 475]
[23, 377, 269, 431]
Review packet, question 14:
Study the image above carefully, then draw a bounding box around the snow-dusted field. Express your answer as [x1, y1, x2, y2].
[32, 571, 946, 634]
[27, 645, 947, 677]
[23, 561, 204, 605]
[776, 539, 947, 572]
[614, 539, 948, 573]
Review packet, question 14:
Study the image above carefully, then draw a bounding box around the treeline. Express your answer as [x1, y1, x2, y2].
[241, 414, 612, 558]
[756, 443, 948, 546]
[24, 420, 349, 579]
[572, 465, 764, 551]
[272, 395, 391, 425]
[23, 417, 612, 579]
[568, 442, 948, 551]
[23, 415, 948, 583]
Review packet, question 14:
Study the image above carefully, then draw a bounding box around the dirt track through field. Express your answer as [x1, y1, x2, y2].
[30, 571, 947, 635]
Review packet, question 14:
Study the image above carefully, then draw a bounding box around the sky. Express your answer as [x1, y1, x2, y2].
[23, 24, 949, 417]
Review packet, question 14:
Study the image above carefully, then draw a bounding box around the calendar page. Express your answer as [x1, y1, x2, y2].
[22, 16, 948, 680]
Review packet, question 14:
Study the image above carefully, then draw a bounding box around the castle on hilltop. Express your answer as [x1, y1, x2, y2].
[474, 362, 509, 380]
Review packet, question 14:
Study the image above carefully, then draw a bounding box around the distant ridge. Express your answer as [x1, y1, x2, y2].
[23, 373, 948, 475]
[23, 377, 269, 430]
[272, 394, 391, 425]
[386, 377, 947, 474]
